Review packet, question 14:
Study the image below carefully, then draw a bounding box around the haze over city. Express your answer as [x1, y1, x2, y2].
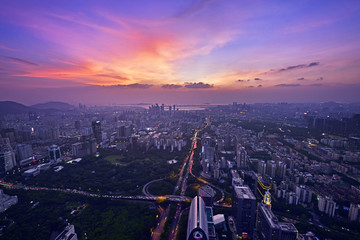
[1, 2, 360, 240]
[1, 0, 360, 105]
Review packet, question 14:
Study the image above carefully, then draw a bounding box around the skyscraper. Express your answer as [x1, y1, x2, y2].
[232, 185, 256, 238]
[92, 120, 102, 143]
[257, 192, 298, 240]
[256, 202, 298, 240]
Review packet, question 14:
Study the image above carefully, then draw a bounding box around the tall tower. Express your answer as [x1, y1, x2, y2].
[232, 185, 256, 238]
[92, 121, 102, 143]
[263, 190, 271, 209]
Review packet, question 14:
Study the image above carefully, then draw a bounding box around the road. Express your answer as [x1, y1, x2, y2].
[0, 180, 189, 203]
[152, 206, 169, 240]
[168, 129, 200, 240]
[143, 178, 165, 197]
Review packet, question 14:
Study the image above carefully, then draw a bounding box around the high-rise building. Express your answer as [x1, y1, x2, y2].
[318, 196, 336, 217]
[296, 185, 312, 203]
[74, 120, 81, 130]
[232, 185, 256, 238]
[187, 196, 209, 240]
[256, 202, 298, 240]
[257, 202, 280, 240]
[349, 203, 360, 222]
[258, 160, 266, 176]
[92, 120, 102, 143]
[236, 146, 248, 169]
[0, 144, 16, 173]
[266, 160, 276, 178]
[16, 144, 33, 162]
[49, 145, 61, 163]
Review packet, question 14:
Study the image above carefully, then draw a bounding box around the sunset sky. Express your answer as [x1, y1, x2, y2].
[1, 0, 360, 105]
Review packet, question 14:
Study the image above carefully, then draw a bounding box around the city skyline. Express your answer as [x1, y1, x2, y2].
[1, 0, 360, 105]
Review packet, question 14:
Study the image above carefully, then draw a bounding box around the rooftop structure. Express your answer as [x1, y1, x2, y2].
[55, 224, 78, 240]
[187, 196, 209, 240]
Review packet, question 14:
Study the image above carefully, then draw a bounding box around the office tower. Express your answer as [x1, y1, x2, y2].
[349, 203, 360, 222]
[232, 185, 256, 238]
[236, 146, 248, 169]
[92, 120, 102, 143]
[256, 202, 298, 240]
[49, 145, 61, 163]
[16, 144, 33, 162]
[187, 196, 209, 240]
[257, 202, 281, 240]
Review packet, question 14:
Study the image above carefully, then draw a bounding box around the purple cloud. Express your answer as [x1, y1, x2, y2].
[184, 82, 214, 89]
[162, 84, 183, 89]
[275, 83, 301, 87]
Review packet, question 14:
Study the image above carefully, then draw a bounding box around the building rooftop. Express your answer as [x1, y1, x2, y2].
[259, 203, 280, 229]
[198, 185, 215, 198]
[234, 186, 256, 200]
[279, 222, 298, 233]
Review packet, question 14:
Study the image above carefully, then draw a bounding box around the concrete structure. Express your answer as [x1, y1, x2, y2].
[296, 185, 312, 203]
[236, 146, 248, 169]
[232, 185, 256, 238]
[55, 224, 78, 240]
[318, 196, 336, 217]
[71, 139, 97, 157]
[187, 196, 209, 240]
[349, 203, 360, 222]
[0, 189, 18, 213]
[213, 214, 225, 230]
[49, 145, 61, 163]
[22, 168, 40, 177]
[198, 185, 215, 206]
[92, 120, 102, 143]
[16, 143, 33, 163]
[0, 148, 16, 172]
[256, 202, 298, 240]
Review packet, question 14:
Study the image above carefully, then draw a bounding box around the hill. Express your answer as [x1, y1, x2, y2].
[0, 101, 33, 116]
[31, 101, 74, 110]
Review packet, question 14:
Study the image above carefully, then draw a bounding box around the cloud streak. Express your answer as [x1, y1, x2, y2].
[274, 83, 301, 87]
[0, 55, 38, 66]
[108, 83, 153, 89]
[279, 62, 319, 72]
[162, 84, 183, 89]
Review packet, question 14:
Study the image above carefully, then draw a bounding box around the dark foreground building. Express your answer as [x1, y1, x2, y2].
[256, 202, 298, 240]
[187, 196, 209, 240]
